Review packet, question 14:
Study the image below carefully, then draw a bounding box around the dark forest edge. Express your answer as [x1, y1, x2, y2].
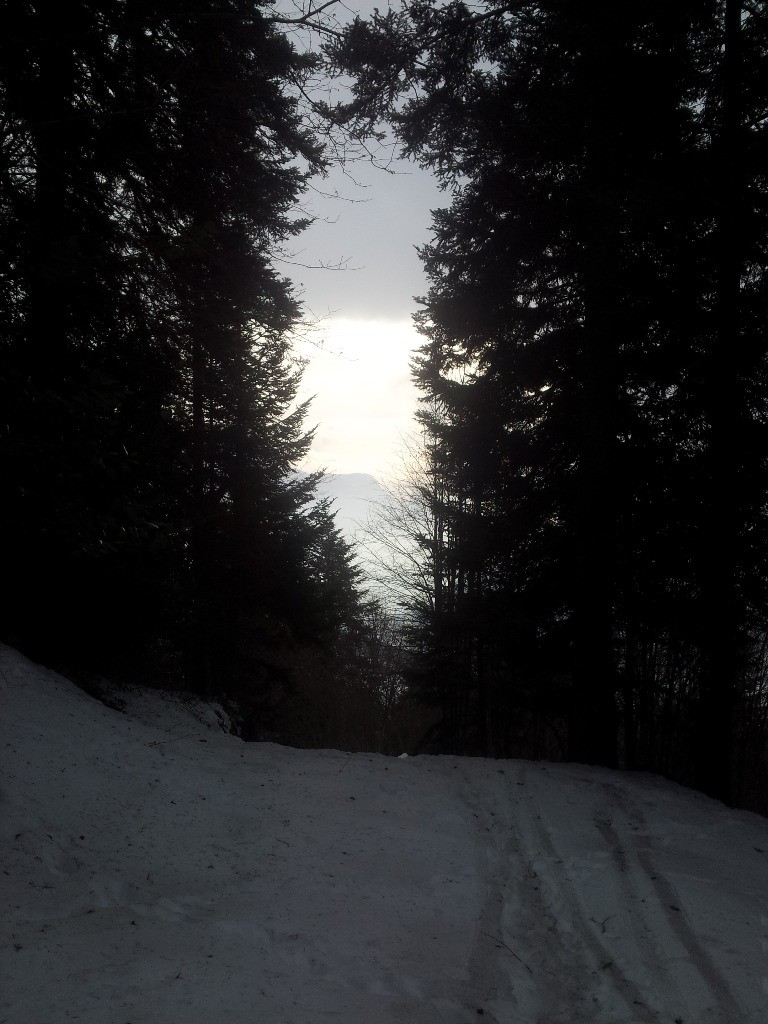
[2, 1, 767, 813]
[327, 0, 768, 810]
[0, 0, 408, 744]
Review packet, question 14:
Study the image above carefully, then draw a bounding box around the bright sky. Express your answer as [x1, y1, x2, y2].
[282, 82, 446, 482]
[295, 318, 421, 480]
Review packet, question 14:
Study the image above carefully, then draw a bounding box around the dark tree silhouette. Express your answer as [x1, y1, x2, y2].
[0, 1, 366, 725]
[328, 0, 768, 797]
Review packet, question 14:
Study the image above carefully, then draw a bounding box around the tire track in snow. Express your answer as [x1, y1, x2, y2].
[511, 765, 653, 1022]
[592, 809, 697, 1020]
[463, 822, 518, 1024]
[597, 785, 746, 1023]
[447, 762, 573, 1022]
[445, 763, 524, 1024]
[450, 762, 646, 1023]
[498, 797, 603, 1023]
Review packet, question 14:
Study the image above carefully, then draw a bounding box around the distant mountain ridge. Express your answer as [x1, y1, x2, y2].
[313, 472, 386, 543]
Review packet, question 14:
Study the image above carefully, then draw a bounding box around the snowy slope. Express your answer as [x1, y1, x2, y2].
[2, 644, 768, 1024]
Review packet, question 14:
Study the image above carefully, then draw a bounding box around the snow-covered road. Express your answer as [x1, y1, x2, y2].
[2, 644, 767, 1023]
[443, 757, 756, 1022]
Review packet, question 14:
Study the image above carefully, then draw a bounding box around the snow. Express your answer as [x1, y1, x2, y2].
[2, 644, 768, 1024]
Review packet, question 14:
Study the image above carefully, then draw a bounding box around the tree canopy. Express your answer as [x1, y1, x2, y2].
[0, 0, 367, 728]
[329, 0, 768, 803]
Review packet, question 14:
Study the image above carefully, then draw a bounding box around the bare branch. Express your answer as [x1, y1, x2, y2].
[272, 0, 340, 26]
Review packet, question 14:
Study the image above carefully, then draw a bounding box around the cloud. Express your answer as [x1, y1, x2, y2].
[284, 154, 445, 322]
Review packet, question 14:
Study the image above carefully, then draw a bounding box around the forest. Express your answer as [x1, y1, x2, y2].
[1, 0, 767, 811]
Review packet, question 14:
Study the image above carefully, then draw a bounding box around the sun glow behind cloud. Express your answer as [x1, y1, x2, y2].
[295, 318, 421, 481]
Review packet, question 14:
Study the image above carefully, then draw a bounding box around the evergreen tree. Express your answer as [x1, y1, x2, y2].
[0, 0, 164, 665]
[688, 0, 768, 801]
[329, 1, 768, 790]
[0, 1, 366, 724]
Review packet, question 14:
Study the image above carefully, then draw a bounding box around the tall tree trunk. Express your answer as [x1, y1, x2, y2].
[568, 4, 622, 768]
[696, 0, 744, 804]
[189, 329, 212, 692]
[568, 303, 620, 767]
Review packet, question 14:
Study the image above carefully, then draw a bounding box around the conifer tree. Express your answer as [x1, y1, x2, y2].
[328, 0, 768, 788]
[0, 1, 366, 719]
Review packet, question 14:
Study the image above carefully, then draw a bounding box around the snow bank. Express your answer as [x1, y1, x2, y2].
[1, 643, 767, 1023]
